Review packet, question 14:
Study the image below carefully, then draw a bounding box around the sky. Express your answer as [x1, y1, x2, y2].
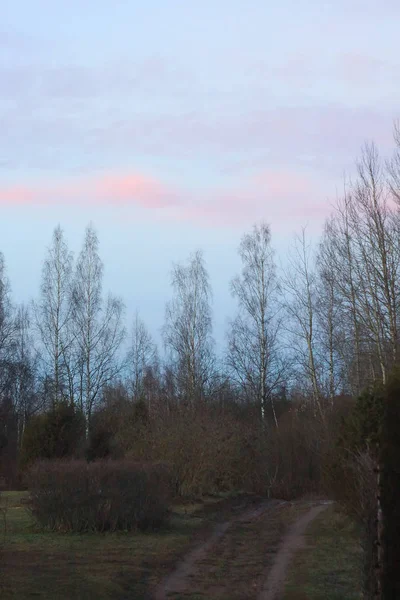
[1, 0, 399, 347]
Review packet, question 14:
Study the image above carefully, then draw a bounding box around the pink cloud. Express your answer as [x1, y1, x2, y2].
[94, 174, 179, 208]
[165, 169, 330, 229]
[0, 167, 331, 230]
[0, 185, 37, 204]
[0, 171, 180, 210]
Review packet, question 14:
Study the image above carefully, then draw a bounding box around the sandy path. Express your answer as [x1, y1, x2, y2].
[257, 502, 332, 600]
[154, 500, 280, 600]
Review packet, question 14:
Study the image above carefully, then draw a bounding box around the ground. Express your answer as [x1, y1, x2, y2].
[0, 491, 362, 599]
[283, 505, 363, 600]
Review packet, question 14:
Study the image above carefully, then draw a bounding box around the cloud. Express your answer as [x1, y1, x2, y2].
[183, 169, 330, 228]
[94, 173, 180, 208]
[0, 167, 330, 231]
[1, 39, 398, 178]
[0, 172, 181, 210]
[249, 51, 399, 92]
[0, 57, 191, 101]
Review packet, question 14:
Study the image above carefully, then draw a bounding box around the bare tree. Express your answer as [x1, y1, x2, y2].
[325, 192, 365, 395]
[0, 252, 18, 400]
[227, 223, 285, 426]
[352, 143, 399, 382]
[10, 305, 41, 440]
[34, 226, 74, 406]
[316, 219, 347, 400]
[72, 224, 125, 431]
[163, 250, 215, 405]
[283, 228, 322, 414]
[0, 253, 16, 355]
[127, 311, 158, 403]
[313, 141, 400, 395]
[387, 119, 400, 203]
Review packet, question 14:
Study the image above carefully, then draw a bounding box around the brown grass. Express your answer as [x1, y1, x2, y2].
[0, 491, 259, 600]
[283, 505, 362, 600]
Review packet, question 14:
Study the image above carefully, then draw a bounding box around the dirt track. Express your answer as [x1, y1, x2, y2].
[154, 499, 329, 599]
[258, 503, 331, 600]
[154, 500, 279, 599]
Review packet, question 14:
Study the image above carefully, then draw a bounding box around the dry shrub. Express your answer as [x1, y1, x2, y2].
[26, 459, 172, 532]
[327, 450, 376, 522]
[326, 449, 377, 598]
[137, 410, 258, 497]
[122, 404, 327, 500]
[260, 408, 328, 499]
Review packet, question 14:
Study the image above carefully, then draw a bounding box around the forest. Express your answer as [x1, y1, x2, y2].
[2, 126, 400, 598]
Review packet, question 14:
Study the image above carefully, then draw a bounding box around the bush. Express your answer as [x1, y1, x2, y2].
[85, 427, 117, 461]
[120, 404, 327, 500]
[19, 403, 86, 471]
[125, 409, 265, 498]
[26, 459, 172, 532]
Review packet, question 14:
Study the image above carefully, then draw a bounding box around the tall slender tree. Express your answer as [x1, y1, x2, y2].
[163, 250, 214, 405]
[73, 224, 125, 430]
[0, 252, 18, 400]
[127, 311, 158, 402]
[227, 223, 284, 425]
[34, 226, 74, 406]
[283, 229, 321, 413]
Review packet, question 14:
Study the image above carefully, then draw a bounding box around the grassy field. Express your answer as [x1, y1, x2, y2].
[1, 493, 363, 599]
[0, 490, 224, 600]
[283, 505, 363, 600]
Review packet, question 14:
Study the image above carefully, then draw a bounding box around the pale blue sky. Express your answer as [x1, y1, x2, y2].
[1, 1, 399, 346]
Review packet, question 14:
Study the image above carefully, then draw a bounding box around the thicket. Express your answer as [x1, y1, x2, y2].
[26, 460, 171, 532]
[19, 394, 334, 502]
[19, 402, 86, 471]
[85, 398, 333, 500]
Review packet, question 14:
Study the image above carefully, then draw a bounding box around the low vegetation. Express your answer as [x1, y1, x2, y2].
[0, 490, 228, 599]
[284, 505, 362, 600]
[26, 460, 171, 533]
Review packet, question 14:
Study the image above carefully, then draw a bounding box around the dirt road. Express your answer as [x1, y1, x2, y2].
[154, 499, 330, 599]
[258, 503, 331, 600]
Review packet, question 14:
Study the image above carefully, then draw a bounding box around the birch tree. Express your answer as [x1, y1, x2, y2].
[73, 225, 125, 430]
[163, 250, 214, 405]
[283, 229, 321, 413]
[316, 219, 347, 400]
[34, 226, 74, 405]
[11, 305, 40, 439]
[127, 311, 157, 402]
[326, 192, 365, 394]
[0, 252, 18, 400]
[227, 223, 284, 425]
[351, 143, 399, 382]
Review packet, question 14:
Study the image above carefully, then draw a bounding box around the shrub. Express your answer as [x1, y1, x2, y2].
[26, 459, 171, 532]
[85, 427, 116, 461]
[120, 404, 327, 500]
[19, 403, 86, 471]
[127, 409, 263, 498]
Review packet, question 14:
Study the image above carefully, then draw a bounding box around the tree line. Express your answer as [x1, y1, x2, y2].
[2, 125, 400, 478]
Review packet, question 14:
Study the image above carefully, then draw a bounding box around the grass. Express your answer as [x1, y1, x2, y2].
[283, 505, 363, 600]
[0, 490, 207, 600]
[1, 493, 363, 600]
